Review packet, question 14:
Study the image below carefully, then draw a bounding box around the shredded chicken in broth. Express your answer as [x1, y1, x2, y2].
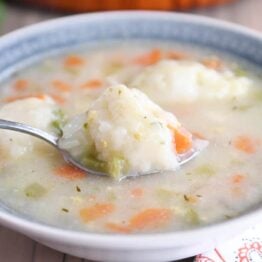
[0, 43, 261, 233]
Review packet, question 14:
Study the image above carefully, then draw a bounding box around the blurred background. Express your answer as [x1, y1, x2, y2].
[0, 0, 261, 36]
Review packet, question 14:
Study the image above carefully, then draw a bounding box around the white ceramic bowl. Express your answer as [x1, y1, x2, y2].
[0, 11, 261, 262]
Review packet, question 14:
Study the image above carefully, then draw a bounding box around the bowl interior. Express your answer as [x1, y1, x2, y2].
[0, 11, 261, 246]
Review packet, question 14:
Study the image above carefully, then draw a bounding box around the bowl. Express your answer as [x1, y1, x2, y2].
[0, 11, 261, 262]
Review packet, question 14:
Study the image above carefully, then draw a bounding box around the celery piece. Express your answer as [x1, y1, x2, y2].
[82, 156, 107, 173]
[156, 188, 174, 202]
[51, 109, 67, 136]
[185, 208, 200, 225]
[24, 183, 47, 199]
[234, 68, 247, 77]
[107, 191, 117, 201]
[195, 164, 215, 176]
[107, 157, 127, 179]
[253, 89, 262, 103]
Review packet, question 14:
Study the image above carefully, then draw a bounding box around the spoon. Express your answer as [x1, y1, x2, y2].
[0, 119, 207, 178]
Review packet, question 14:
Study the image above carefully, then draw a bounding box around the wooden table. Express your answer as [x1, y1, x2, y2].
[0, 1, 261, 261]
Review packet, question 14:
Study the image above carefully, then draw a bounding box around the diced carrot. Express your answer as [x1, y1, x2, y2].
[166, 51, 188, 60]
[233, 136, 256, 154]
[129, 208, 172, 230]
[52, 80, 72, 92]
[80, 203, 115, 222]
[81, 79, 103, 89]
[105, 222, 131, 234]
[170, 126, 192, 154]
[64, 55, 85, 67]
[133, 49, 162, 66]
[13, 79, 29, 91]
[54, 164, 86, 180]
[50, 94, 66, 105]
[4, 93, 46, 103]
[231, 174, 245, 184]
[130, 188, 144, 198]
[202, 57, 222, 70]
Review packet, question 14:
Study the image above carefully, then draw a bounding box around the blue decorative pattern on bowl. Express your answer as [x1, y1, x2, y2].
[0, 12, 261, 82]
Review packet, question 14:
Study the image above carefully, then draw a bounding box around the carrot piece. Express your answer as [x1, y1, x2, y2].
[173, 127, 193, 154]
[13, 79, 29, 91]
[166, 51, 188, 60]
[105, 222, 131, 234]
[80, 203, 115, 222]
[52, 80, 72, 92]
[4, 93, 46, 103]
[129, 208, 172, 230]
[81, 79, 103, 89]
[134, 49, 162, 66]
[54, 164, 86, 180]
[64, 55, 85, 67]
[233, 136, 256, 154]
[202, 57, 222, 70]
[231, 174, 245, 184]
[130, 188, 144, 198]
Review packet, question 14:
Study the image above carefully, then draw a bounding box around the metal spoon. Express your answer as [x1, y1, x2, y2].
[0, 119, 207, 178]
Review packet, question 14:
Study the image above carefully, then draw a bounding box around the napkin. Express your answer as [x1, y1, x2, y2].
[195, 223, 262, 262]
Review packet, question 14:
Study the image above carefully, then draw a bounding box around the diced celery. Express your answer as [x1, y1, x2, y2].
[185, 208, 200, 225]
[107, 157, 127, 179]
[231, 100, 252, 111]
[234, 68, 247, 77]
[82, 156, 107, 173]
[156, 188, 174, 202]
[107, 191, 117, 201]
[24, 183, 47, 199]
[195, 164, 215, 176]
[51, 109, 67, 136]
[253, 89, 262, 102]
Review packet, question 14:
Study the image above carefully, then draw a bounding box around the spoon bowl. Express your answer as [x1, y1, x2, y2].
[0, 118, 207, 178]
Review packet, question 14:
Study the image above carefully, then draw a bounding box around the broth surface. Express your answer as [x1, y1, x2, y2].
[0, 42, 261, 233]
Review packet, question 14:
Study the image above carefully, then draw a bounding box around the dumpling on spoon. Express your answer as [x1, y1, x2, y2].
[59, 84, 207, 179]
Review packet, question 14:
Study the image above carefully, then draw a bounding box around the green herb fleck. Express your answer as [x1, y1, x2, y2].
[76, 186, 81, 192]
[61, 208, 69, 213]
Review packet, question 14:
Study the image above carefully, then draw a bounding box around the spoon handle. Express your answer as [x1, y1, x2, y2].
[0, 119, 58, 147]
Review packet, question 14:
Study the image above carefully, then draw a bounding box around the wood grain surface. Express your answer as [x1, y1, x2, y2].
[0, 0, 261, 261]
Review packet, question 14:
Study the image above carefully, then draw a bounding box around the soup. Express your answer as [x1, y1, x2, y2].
[0, 43, 261, 234]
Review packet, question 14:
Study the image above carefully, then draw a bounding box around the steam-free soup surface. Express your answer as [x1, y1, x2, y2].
[0, 43, 261, 234]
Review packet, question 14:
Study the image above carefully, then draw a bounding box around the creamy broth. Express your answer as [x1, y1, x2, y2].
[0, 43, 261, 233]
